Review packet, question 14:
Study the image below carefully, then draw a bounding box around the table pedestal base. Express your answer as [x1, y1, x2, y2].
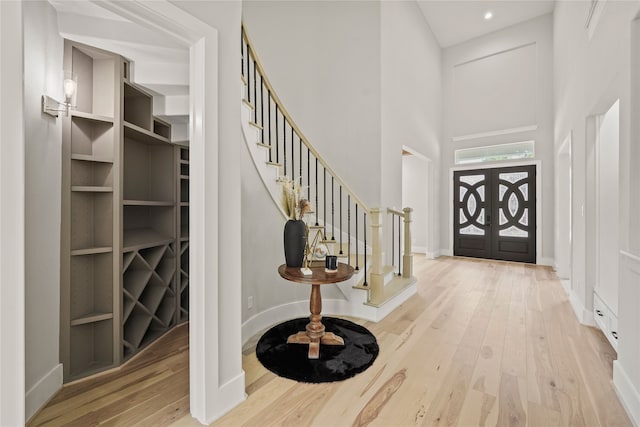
[287, 331, 344, 359]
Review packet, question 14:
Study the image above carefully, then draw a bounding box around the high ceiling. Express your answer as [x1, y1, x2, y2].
[416, 1, 555, 48]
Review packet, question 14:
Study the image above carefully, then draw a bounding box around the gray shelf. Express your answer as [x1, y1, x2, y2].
[70, 312, 113, 326]
[123, 228, 173, 252]
[71, 154, 113, 163]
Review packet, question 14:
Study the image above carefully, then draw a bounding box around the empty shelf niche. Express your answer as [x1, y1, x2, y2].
[69, 318, 114, 378]
[71, 192, 113, 252]
[123, 137, 175, 203]
[124, 82, 152, 130]
[180, 162, 189, 176]
[180, 179, 189, 203]
[71, 159, 113, 190]
[70, 252, 113, 321]
[71, 45, 116, 117]
[70, 115, 114, 159]
[180, 206, 189, 240]
[123, 206, 175, 251]
[153, 118, 171, 139]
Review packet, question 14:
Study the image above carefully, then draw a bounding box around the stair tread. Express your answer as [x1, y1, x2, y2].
[249, 121, 263, 130]
[256, 143, 271, 149]
[242, 99, 254, 109]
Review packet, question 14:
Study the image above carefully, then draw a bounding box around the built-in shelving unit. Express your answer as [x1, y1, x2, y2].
[177, 145, 189, 322]
[121, 80, 178, 361]
[60, 41, 120, 381]
[61, 39, 189, 381]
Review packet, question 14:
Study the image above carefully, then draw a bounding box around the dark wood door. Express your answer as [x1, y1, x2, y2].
[454, 165, 536, 263]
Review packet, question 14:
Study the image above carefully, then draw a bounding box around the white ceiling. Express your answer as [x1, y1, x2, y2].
[417, 1, 555, 48]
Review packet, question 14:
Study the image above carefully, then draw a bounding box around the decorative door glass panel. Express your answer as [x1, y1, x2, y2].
[458, 174, 486, 236]
[460, 224, 485, 235]
[498, 172, 529, 237]
[501, 172, 528, 184]
[460, 174, 484, 186]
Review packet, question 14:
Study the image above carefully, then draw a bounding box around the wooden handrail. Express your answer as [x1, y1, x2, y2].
[387, 208, 405, 217]
[242, 24, 370, 215]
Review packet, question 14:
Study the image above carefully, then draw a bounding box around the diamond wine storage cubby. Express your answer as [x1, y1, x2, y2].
[61, 39, 188, 381]
[122, 243, 176, 360]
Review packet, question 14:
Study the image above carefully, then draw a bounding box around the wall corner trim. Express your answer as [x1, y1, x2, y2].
[25, 363, 63, 422]
[562, 282, 596, 327]
[613, 361, 640, 427]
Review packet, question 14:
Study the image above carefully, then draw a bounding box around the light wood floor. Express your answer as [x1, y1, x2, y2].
[29, 256, 632, 426]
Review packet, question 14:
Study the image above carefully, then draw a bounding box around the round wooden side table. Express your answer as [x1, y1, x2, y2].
[278, 263, 355, 359]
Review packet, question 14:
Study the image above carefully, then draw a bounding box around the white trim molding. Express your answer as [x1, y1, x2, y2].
[613, 360, 640, 427]
[0, 1, 26, 425]
[452, 125, 537, 142]
[561, 280, 596, 327]
[94, 2, 245, 424]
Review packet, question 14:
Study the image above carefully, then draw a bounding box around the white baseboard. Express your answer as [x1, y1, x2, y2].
[412, 245, 427, 255]
[440, 248, 453, 257]
[614, 361, 640, 427]
[561, 281, 596, 327]
[539, 257, 555, 267]
[426, 250, 439, 259]
[25, 363, 63, 422]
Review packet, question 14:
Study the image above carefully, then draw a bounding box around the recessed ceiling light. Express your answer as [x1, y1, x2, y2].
[484, 11, 493, 20]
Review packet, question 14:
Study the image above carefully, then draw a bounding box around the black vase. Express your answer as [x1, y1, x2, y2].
[284, 219, 306, 267]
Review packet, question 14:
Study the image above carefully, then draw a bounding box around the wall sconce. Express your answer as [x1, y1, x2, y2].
[42, 71, 77, 117]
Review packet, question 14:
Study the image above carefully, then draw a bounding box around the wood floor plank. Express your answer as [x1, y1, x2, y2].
[496, 373, 527, 427]
[27, 256, 632, 427]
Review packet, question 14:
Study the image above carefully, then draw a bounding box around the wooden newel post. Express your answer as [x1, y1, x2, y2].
[369, 208, 384, 301]
[402, 207, 413, 278]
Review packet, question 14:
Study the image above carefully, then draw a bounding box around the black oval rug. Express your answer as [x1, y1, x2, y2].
[256, 317, 379, 383]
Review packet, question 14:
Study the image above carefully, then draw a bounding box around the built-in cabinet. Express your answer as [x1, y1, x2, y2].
[60, 40, 189, 382]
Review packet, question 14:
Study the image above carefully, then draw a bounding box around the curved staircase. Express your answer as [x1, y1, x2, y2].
[240, 25, 417, 323]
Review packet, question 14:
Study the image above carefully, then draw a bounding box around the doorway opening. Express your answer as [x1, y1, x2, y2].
[401, 148, 430, 255]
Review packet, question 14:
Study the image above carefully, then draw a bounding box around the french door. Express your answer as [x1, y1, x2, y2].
[453, 165, 536, 263]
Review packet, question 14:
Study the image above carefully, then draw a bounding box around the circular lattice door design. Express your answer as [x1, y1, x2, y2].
[454, 165, 536, 263]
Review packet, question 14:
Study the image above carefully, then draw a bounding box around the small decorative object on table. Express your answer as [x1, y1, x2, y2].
[325, 255, 338, 273]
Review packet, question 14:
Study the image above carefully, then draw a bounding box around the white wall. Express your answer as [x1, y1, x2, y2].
[402, 154, 428, 252]
[242, 1, 382, 208]
[554, 2, 640, 423]
[0, 1, 26, 425]
[381, 0, 442, 257]
[440, 14, 554, 264]
[23, 1, 64, 421]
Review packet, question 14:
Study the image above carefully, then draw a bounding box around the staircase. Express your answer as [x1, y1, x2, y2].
[240, 25, 417, 322]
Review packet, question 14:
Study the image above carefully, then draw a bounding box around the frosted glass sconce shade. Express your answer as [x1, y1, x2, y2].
[43, 71, 77, 117]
